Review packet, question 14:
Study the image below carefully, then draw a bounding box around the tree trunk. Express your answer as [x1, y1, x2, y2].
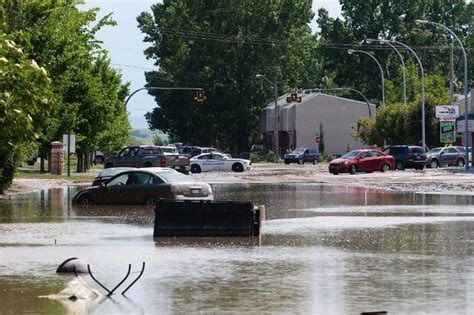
[76, 154, 83, 173]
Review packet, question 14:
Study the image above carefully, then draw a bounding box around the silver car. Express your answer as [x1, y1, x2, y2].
[73, 167, 213, 205]
[426, 147, 465, 168]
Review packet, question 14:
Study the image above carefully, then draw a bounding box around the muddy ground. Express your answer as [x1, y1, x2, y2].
[4, 163, 474, 198]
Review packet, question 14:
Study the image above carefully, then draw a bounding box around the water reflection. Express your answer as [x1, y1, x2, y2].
[1, 183, 474, 313]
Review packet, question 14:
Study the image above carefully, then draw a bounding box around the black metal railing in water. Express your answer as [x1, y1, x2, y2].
[74, 262, 146, 296]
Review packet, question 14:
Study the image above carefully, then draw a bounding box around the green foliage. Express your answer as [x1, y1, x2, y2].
[317, 0, 474, 104]
[318, 122, 325, 156]
[265, 150, 278, 163]
[354, 73, 450, 147]
[0, 33, 52, 192]
[1, 0, 130, 176]
[152, 135, 168, 146]
[138, 0, 319, 153]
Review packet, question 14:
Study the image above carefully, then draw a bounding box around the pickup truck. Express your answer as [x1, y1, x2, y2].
[104, 145, 190, 174]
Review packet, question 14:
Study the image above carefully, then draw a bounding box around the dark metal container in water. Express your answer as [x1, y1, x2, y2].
[153, 200, 264, 237]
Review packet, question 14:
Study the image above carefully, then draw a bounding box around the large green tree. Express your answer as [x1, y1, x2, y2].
[317, 0, 474, 104]
[0, 32, 52, 193]
[138, 0, 319, 153]
[353, 69, 451, 147]
[2, 0, 130, 174]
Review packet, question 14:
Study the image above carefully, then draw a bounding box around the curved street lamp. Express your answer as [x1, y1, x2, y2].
[303, 87, 373, 118]
[124, 86, 204, 109]
[376, 39, 426, 151]
[348, 49, 385, 106]
[256, 74, 279, 159]
[364, 38, 407, 105]
[416, 19, 470, 170]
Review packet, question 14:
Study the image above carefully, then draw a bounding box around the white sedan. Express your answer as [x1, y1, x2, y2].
[190, 152, 252, 173]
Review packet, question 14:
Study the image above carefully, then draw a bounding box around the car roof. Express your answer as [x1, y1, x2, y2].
[192, 152, 224, 158]
[137, 167, 179, 173]
[98, 167, 136, 177]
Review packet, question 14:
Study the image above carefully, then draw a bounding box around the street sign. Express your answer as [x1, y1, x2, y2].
[436, 105, 459, 119]
[440, 121, 456, 144]
[315, 136, 320, 144]
[314, 131, 320, 137]
[62, 134, 75, 153]
[457, 118, 474, 133]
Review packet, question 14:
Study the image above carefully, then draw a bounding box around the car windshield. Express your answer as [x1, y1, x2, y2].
[428, 148, 442, 154]
[161, 147, 176, 153]
[98, 168, 132, 177]
[341, 150, 361, 159]
[154, 170, 190, 183]
[292, 148, 305, 154]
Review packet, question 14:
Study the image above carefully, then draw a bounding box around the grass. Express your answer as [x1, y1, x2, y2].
[17, 158, 102, 181]
[16, 170, 96, 181]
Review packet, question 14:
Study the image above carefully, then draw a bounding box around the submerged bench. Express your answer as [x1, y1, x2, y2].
[153, 200, 264, 237]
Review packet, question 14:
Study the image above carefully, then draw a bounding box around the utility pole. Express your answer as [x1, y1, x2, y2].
[449, 41, 454, 104]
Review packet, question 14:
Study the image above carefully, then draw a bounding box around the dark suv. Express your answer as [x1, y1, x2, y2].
[284, 147, 319, 165]
[383, 145, 427, 170]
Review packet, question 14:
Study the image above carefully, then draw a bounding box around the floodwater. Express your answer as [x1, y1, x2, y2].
[2, 183, 474, 314]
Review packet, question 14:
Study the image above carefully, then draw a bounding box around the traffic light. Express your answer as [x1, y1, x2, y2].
[286, 92, 302, 103]
[194, 90, 207, 102]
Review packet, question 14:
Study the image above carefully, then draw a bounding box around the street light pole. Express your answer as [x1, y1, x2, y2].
[124, 86, 205, 109]
[304, 87, 373, 118]
[379, 39, 426, 151]
[365, 39, 407, 105]
[348, 49, 385, 106]
[416, 19, 470, 170]
[256, 74, 279, 159]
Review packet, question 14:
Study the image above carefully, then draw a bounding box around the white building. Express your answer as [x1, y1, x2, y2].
[261, 92, 376, 156]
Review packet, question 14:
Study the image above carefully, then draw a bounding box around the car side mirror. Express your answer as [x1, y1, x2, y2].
[440, 152, 445, 155]
[100, 182, 106, 188]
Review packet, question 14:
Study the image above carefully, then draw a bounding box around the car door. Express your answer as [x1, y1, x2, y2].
[123, 171, 156, 204]
[116, 147, 139, 167]
[439, 147, 457, 165]
[95, 173, 131, 204]
[304, 149, 315, 162]
[368, 151, 382, 170]
[210, 153, 226, 171]
[197, 154, 212, 171]
[357, 151, 373, 172]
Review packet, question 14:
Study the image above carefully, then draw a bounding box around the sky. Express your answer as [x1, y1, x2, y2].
[80, 0, 342, 129]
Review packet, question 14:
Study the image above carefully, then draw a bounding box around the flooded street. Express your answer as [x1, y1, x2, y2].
[2, 183, 474, 314]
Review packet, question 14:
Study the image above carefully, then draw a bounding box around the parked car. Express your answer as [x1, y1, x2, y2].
[159, 146, 178, 154]
[72, 167, 213, 205]
[91, 167, 136, 186]
[425, 146, 465, 168]
[328, 149, 395, 175]
[190, 152, 252, 173]
[93, 151, 105, 164]
[383, 145, 427, 170]
[104, 145, 190, 174]
[284, 147, 320, 165]
[452, 146, 472, 164]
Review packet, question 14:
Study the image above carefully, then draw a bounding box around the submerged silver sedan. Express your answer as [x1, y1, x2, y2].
[72, 167, 213, 205]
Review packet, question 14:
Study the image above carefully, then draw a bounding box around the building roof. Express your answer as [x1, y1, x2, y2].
[262, 92, 375, 110]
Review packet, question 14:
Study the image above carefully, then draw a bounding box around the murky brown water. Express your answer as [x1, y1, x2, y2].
[2, 183, 474, 314]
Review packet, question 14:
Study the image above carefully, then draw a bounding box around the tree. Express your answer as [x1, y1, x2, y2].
[317, 0, 474, 104]
[353, 72, 450, 147]
[0, 33, 52, 193]
[2, 0, 131, 173]
[138, 0, 319, 154]
[318, 122, 325, 157]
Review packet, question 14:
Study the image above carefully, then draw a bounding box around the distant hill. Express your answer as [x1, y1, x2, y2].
[129, 128, 169, 145]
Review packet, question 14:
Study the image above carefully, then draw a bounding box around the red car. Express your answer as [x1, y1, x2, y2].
[328, 149, 395, 175]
